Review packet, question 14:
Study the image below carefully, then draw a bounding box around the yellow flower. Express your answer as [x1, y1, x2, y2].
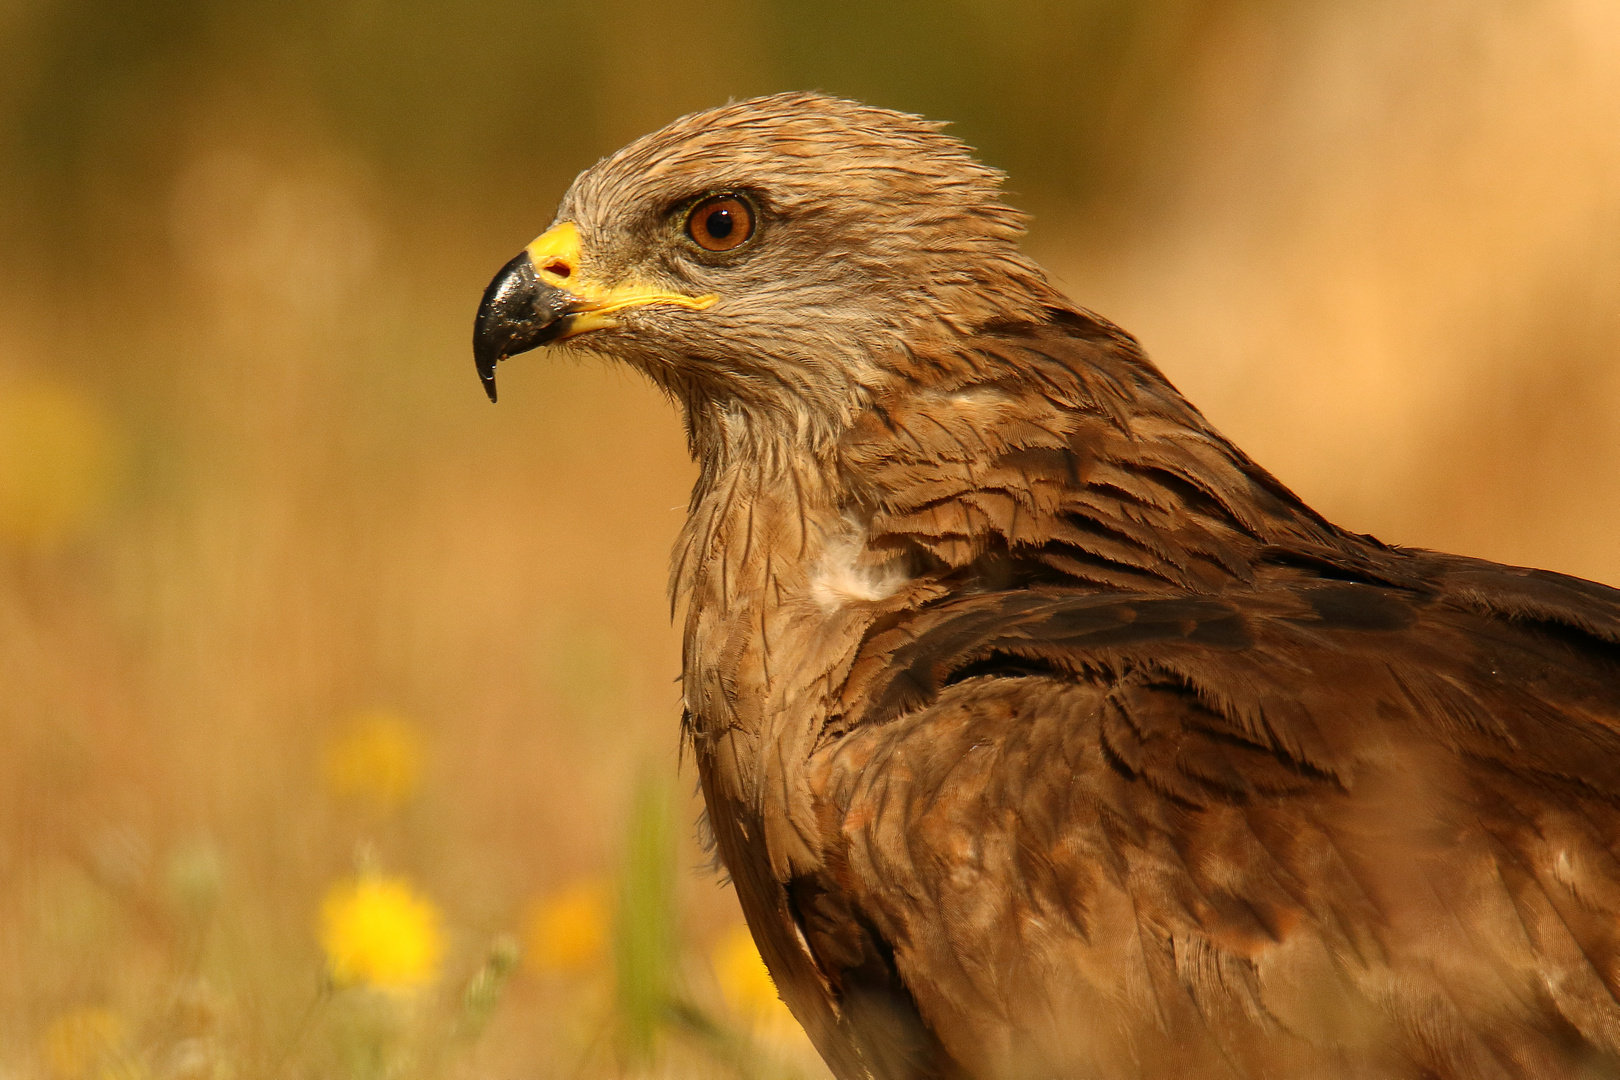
[0, 381, 119, 553]
[322, 710, 425, 812]
[319, 875, 444, 991]
[711, 924, 796, 1034]
[524, 878, 611, 974]
[40, 1006, 138, 1080]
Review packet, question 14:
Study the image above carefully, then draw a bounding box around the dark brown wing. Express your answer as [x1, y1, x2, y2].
[799, 563, 1620, 1078]
[791, 315, 1620, 1078]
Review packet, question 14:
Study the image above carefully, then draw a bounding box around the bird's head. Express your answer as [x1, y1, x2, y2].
[473, 93, 1058, 435]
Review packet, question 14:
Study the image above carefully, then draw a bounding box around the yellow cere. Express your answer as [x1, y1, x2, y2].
[322, 709, 426, 812]
[524, 220, 583, 284]
[319, 875, 444, 992]
[524, 878, 612, 974]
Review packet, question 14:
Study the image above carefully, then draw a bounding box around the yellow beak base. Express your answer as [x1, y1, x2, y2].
[524, 223, 717, 336]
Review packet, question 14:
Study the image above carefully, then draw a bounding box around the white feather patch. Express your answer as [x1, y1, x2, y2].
[810, 527, 907, 611]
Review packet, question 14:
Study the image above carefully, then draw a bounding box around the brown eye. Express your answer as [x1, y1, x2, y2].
[687, 195, 755, 252]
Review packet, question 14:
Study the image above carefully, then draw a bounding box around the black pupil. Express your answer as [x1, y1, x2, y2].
[705, 206, 735, 240]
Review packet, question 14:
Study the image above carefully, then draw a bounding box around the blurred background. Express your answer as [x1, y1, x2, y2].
[2, 0, 1617, 1076]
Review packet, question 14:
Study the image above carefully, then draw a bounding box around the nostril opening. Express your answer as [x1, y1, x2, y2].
[543, 260, 571, 280]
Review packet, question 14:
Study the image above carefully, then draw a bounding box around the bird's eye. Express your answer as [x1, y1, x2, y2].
[686, 195, 755, 253]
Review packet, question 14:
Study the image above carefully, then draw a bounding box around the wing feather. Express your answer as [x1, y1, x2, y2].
[788, 317, 1620, 1078]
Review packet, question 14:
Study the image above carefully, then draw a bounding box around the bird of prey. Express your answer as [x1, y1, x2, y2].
[473, 93, 1620, 1080]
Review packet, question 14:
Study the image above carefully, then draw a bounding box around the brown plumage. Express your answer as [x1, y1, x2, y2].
[473, 93, 1620, 1079]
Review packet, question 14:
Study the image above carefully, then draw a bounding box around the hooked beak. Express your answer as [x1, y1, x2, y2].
[472, 222, 717, 402]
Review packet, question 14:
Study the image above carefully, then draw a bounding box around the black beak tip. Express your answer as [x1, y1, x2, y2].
[473, 250, 574, 405]
[474, 338, 501, 403]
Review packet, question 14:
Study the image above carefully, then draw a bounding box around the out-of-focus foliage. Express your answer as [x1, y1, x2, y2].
[712, 924, 798, 1037]
[2, 0, 1617, 1076]
[613, 767, 677, 1066]
[320, 874, 445, 992]
[38, 1006, 137, 1080]
[324, 709, 428, 814]
[0, 380, 120, 552]
[525, 878, 612, 975]
[2, 0, 1229, 245]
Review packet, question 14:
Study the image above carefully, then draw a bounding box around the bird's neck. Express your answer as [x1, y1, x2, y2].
[674, 411, 883, 878]
[670, 317, 1379, 878]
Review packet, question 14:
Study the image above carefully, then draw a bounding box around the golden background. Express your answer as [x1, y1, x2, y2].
[2, 0, 1617, 1076]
